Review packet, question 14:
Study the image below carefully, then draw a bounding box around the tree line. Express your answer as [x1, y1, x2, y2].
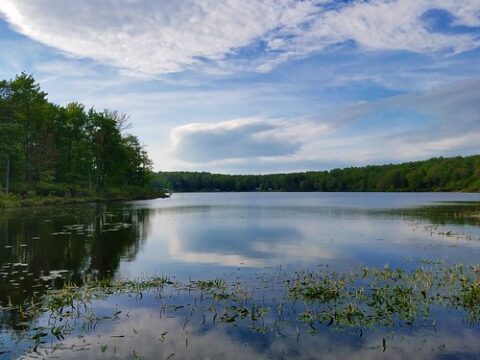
[154, 155, 480, 192]
[0, 73, 153, 199]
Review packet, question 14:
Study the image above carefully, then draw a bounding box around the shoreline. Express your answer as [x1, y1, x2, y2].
[0, 192, 169, 209]
[2, 191, 479, 209]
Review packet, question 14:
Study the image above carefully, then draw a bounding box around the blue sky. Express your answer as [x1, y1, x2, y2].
[0, 0, 479, 173]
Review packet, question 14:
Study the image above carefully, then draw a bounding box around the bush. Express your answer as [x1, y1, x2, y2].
[0, 193, 19, 208]
[35, 182, 69, 197]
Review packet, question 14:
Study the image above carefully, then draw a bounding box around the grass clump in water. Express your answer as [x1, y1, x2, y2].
[5, 264, 480, 357]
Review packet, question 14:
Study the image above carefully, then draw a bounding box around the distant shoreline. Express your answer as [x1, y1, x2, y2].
[165, 190, 479, 193]
[4, 190, 479, 209]
[154, 155, 480, 193]
[0, 192, 169, 209]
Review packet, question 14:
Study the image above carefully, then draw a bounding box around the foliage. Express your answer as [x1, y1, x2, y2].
[154, 155, 480, 192]
[0, 73, 155, 200]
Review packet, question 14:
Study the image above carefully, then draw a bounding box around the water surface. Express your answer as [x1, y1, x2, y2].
[1, 192, 480, 359]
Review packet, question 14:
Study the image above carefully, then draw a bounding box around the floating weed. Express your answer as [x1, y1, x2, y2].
[453, 278, 480, 322]
[188, 278, 227, 291]
[5, 264, 480, 357]
[284, 264, 480, 331]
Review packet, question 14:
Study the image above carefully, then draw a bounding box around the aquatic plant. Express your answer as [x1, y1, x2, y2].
[3, 263, 480, 358]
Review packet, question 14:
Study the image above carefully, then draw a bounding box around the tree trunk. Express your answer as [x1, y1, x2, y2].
[5, 155, 10, 195]
[24, 140, 29, 182]
[4, 217, 9, 247]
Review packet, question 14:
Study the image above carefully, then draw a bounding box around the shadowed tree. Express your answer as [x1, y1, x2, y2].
[0, 80, 20, 195]
[0, 73, 155, 199]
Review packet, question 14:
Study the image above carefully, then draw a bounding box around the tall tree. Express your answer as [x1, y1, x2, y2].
[0, 80, 21, 195]
[10, 73, 48, 184]
[1, 73, 155, 198]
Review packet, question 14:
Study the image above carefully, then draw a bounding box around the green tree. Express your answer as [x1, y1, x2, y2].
[0, 80, 20, 194]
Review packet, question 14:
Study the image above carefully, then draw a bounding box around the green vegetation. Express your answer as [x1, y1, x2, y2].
[0, 73, 164, 207]
[392, 201, 480, 227]
[5, 263, 480, 356]
[154, 155, 480, 192]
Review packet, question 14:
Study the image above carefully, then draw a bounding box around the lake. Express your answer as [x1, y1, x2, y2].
[2, 192, 480, 359]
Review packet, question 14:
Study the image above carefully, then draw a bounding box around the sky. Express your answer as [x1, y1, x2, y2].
[0, 0, 479, 174]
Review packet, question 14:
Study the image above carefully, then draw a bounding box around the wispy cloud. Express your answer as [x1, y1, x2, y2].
[1, 0, 479, 75]
[167, 78, 480, 172]
[0, 1, 479, 173]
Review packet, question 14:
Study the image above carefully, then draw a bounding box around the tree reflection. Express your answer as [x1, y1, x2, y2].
[0, 203, 151, 331]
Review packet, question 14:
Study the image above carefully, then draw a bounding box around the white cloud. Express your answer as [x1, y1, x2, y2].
[170, 117, 330, 162]
[1, 0, 479, 75]
[296, 78, 480, 165]
[21, 303, 480, 360]
[0, 0, 313, 74]
[167, 78, 480, 172]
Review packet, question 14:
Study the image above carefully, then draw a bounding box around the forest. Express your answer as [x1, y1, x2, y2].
[2, 73, 479, 207]
[0, 73, 158, 206]
[154, 155, 480, 193]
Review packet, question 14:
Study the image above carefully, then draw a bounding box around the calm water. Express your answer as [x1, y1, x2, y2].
[2, 192, 480, 359]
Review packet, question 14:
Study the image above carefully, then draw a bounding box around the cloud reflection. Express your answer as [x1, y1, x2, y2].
[21, 307, 480, 360]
